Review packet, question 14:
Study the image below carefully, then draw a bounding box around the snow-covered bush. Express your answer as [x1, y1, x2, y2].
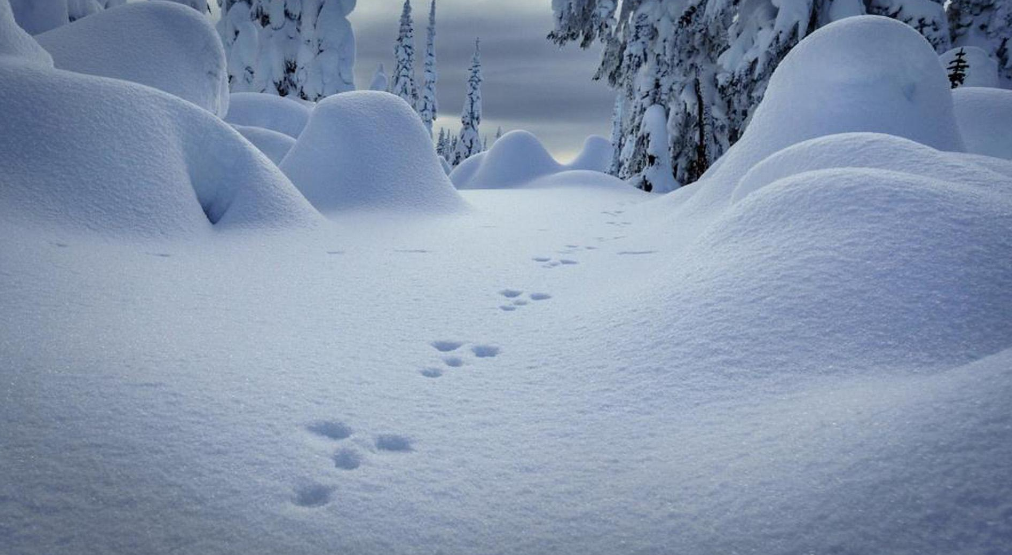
[951, 86, 1012, 159]
[940, 45, 1000, 87]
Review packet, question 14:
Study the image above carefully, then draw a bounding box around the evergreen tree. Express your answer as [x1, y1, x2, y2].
[948, 47, 970, 87]
[949, 0, 1012, 85]
[494, 126, 503, 143]
[391, 0, 418, 106]
[369, 63, 389, 91]
[435, 127, 447, 159]
[417, 0, 439, 136]
[452, 39, 483, 166]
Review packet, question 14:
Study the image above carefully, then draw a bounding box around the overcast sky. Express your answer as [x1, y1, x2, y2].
[348, 0, 614, 161]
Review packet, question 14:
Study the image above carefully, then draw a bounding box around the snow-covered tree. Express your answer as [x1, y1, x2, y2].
[949, 0, 1012, 86]
[217, 0, 356, 100]
[947, 47, 970, 87]
[417, 0, 438, 136]
[369, 63, 388, 91]
[391, 0, 418, 106]
[435, 127, 448, 159]
[452, 38, 483, 166]
[866, 0, 950, 51]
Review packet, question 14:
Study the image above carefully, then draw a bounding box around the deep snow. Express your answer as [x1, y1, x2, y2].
[2, 9, 1011, 555]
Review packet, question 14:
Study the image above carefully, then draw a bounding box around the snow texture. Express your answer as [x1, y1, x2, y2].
[940, 45, 1000, 88]
[564, 135, 613, 173]
[9, 0, 125, 35]
[224, 92, 312, 139]
[280, 91, 467, 214]
[232, 123, 297, 165]
[452, 130, 562, 190]
[0, 0, 54, 66]
[37, 1, 229, 116]
[951, 86, 1012, 160]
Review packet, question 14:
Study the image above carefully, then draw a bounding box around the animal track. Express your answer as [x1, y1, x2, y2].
[472, 345, 500, 358]
[529, 293, 552, 301]
[293, 484, 334, 508]
[431, 340, 464, 352]
[420, 367, 443, 378]
[617, 250, 657, 255]
[333, 448, 362, 470]
[307, 421, 353, 440]
[326, 250, 345, 255]
[499, 289, 523, 298]
[499, 305, 518, 312]
[559, 259, 579, 265]
[443, 356, 465, 367]
[376, 434, 413, 452]
[394, 249, 431, 254]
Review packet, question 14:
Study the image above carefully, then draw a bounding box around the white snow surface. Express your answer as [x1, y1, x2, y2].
[36, 1, 228, 116]
[280, 91, 467, 215]
[3, 7, 1012, 555]
[952, 86, 1012, 160]
[940, 45, 1000, 88]
[224, 92, 312, 139]
[564, 135, 613, 173]
[232, 124, 297, 165]
[0, 0, 54, 66]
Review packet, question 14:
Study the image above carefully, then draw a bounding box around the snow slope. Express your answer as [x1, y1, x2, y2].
[37, 1, 229, 116]
[224, 92, 312, 139]
[0, 0, 53, 65]
[232, 124, 297, 165]
[564, 135, 612, 173]
[952, 86, 1012, 160]
[940, 45, 1000, 88]
[281, 91, 467, 215]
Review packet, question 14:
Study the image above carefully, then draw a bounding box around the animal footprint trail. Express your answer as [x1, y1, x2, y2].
[333, 448, 362, 470]
[376, 434, 413, 452]
[307, 421, 353, 440]
[292, 484, 334, 508]
[471, 345, 500, 358]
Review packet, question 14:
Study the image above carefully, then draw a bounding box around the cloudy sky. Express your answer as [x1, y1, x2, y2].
[348, 0, 614, 161]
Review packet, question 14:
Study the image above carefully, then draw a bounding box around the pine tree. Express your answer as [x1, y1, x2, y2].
[370, 63, 389, 91]
[435, 127, 447, 158]
[452, 39, 483, 166]
[417, 0, 439, 136]
[947, 47, 970, 87]
[391, 0, 418, 106]
[494, 126, 503, 143]
[949, 0, 1012, 85]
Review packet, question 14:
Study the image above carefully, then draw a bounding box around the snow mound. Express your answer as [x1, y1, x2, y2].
[224, 92, 312, 139]
[37, 1, 229, 116]
[940, 46, 999, 88]
[732, 132, 1010, 203]
[527, 169, 639, 191]
[661, 167, 1012, 373]
[280, 91, 466, 215]
[952, 87, 1012, 160]
[232, 124, 296, 165]
[565, 135, 613, 173]
[0, 0, 53, 66]
[682, 16, 965, 219]
[0, 62, 320, 237]
[452, 130, 563, 189]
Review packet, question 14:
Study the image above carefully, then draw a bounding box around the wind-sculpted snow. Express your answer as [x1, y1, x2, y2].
[225, 92, 312, 139]
[952, 86, 1012, 160]
[281, 91, 467, 215]
[37, 1, 229, 116]
[232, 124, 296, 165]
[0, 62, 320, 237]
[564, 135, 613, 173]
[940, 46, 1000, 88]
[0, 0, 53, 66]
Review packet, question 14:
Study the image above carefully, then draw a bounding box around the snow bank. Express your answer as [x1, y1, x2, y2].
[732, 132, 1010, 203]
[940, 46, 1000, 88]
[0, 61, 319, 237]
[224, 92, 312, 139]
[232, 124, 296, 165]
[280, 91, 466, 215]
[36, 1, 228, 116]
[656, 166, 1012, 373]
[681, 16, 965, 219]
[452, 131, 562, 189]
[565, 135, 612, 173]
[9, 0, 125, 35]
[0, 0, 54, 66]
[952, 87, 1012, 160]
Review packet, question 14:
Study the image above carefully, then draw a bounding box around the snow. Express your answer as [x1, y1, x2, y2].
[232, 124, 297, 165]
[0, 0, 54, 66]
[564, 135, 613, 173]
[9, 0, 125, 35]
[36, 1, 229, 116]
[3, 4, 1012, 555]
[280, 91, 467, 215]
[224, 92, 312, 139]
[940, 45, 1000, 88]
[951, 86, 1012, 160]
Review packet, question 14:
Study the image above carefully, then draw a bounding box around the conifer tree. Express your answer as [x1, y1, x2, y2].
[391, 0, 418, 106]
[949, 0, 1012, 85]
[947, 47, 970, 87]
[452, 38, 483, 166]
[369, 63, 388, 91]
[417, 0, 439, 136]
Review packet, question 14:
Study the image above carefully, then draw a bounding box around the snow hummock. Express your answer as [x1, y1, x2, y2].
[951, 86, 1012, 160]
[232, 124, 297, 165]
[280, 91, 467, 215]
[565, 135, 613, 173]
[224, 92, 312, 139]
[0, 0, 54, 66]
[37, 1, 229, 116]
[0, 59, 319, 237]
[940, 46, 1000, 88]
[452, 130, 562, 190]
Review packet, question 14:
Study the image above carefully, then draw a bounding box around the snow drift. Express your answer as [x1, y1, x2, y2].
[940, 46, 1000, 88]
[224, 92, 312, 139]
[232, 124, 297, 165]
[952, 87, 1012, 160]
[0, 60, 319, 237]
[280, 91, 467, 214]
[452, 131, 562, 190]
[675, 16, 966, 221]
[37, 1, 229, 116]
[565, 135, 613, 173]
[0, 0, 53, 65]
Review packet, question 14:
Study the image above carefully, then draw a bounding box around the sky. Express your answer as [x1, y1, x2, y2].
[349, 0, 614, 161]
